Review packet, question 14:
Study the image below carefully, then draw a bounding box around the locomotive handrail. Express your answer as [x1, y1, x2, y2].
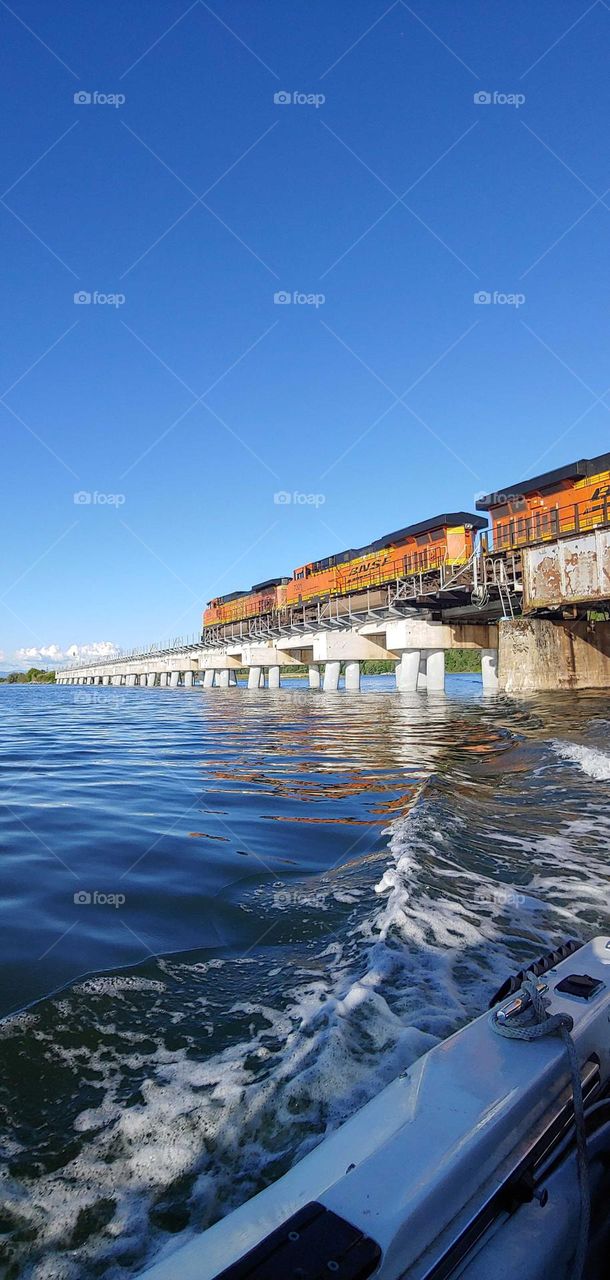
[492, 492, 610, 552]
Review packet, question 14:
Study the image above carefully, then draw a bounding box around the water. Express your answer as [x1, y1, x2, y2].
[1, 676, 609, 1279]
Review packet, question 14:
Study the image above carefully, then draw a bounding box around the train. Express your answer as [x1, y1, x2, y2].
[476, 449, 610, 550]
[203, 450, 610, 636]
[203, 512, 486, 631]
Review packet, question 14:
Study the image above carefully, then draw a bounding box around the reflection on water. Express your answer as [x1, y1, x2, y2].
[0, 677, 609, 1278]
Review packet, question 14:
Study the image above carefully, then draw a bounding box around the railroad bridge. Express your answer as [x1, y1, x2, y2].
[59, 452, 610, 694]
[58, 518, 610, 695]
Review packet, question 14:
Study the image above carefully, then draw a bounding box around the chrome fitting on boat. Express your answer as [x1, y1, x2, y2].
[496, 981, 548, 1025]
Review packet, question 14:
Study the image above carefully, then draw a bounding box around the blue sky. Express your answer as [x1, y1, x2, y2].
[1, 1, 609, 667]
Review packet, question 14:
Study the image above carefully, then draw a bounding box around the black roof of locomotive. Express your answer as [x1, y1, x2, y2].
[308, 512, 486, 572]
[250, 577, 290, 592]
[370, 511, 487, 551]
[476, 451, 610, 510]
[207, 589, 248, 605]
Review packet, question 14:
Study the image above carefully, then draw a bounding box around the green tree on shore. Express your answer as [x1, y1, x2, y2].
[0, 667, 56, 684]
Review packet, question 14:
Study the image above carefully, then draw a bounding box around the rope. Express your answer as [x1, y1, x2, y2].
[489, 974, 590, 1280]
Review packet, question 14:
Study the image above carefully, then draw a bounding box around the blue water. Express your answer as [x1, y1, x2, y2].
[1, 676, 609, 1278]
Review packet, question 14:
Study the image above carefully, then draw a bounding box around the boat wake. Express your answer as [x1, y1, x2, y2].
[1, 725, 608, 1279]
[552, 738, 610, 781]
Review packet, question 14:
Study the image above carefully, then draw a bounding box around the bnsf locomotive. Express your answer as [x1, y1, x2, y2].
[476, 450, 610, 550]
[203, 512, 486, 631]
[203, 451, 610, 637]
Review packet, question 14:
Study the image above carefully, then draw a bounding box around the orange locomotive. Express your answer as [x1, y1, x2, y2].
[204, 578, 290, 628]
[286, 512, 486, 606]
[203, 513, 485, 631]
[476, 450, 610, 551]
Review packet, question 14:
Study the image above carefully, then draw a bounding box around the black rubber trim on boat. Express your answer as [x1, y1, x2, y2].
[210, 1200, 382, 1280]
[488, 939, 584, 1009]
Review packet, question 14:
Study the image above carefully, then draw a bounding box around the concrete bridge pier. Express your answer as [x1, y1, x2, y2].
[248, 667, 262, 689]
[426, 649, 446, 692]
[169, 671, 180, 688]
[498, 619, 610, 692]
[308, 664, 321, 690]
[183, 671, 194, 687]
[218, 669, 230, 689]
[203, 669, 215, 688]
[268, 665, 280, 689]
[103, 675, 111, 685]
[344, 660, 360, 691]
[481, 649, 499, 692]
[126, 674, 136, 687]
[395, 650, 420, 692]
[111, 675, 122, 687]
[146, 673, 156, 687]
[417, 655, 427, 690]
[323, 661, 341, 692]
[158, 673, 168, 687]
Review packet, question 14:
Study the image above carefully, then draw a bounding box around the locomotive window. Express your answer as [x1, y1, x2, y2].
[508, 498, 528, 513]
[430, 528, 444, 541]
[415, 533, 430, 546]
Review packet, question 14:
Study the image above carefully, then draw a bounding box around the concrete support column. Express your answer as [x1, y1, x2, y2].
[417, 653, 428, 690]
[248, 666, 262, 690]
[268, 665, 280, 689]
[395, 649, 420, 691]
[308, 664, 321, 690]
[218, 669, 230, 688]
[126, 674, 136, 687]
[323, 660, 341, 692]
[183, 671, 193, 687]
[169, 671, 180, 688]
[481, 648, 499, 692]
[203, 669, 215, 688]
[158, 673, 168, 687]
[111, 675, 122, 687]
[426, 649, 446, 692]
[344, 660, 360, 691]
[229, 670, 237, 686]
[146, 673, 156, 687]
[103, 675, 111, 685]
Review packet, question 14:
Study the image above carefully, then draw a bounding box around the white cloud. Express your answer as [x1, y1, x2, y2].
[15, 641, 119, 666]
[65, 641, 119, 661]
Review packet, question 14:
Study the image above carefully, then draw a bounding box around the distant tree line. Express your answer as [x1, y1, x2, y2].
[0, 667, 56, 684]
[260, 649, 482, 677]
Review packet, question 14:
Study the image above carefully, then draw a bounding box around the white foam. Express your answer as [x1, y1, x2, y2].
[552, 739, 610, 781]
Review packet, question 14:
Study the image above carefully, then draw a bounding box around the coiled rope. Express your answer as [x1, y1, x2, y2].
[489, 974, 590, 1280]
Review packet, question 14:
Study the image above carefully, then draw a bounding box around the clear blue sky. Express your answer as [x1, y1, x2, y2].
[1, 1, 609, 667]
